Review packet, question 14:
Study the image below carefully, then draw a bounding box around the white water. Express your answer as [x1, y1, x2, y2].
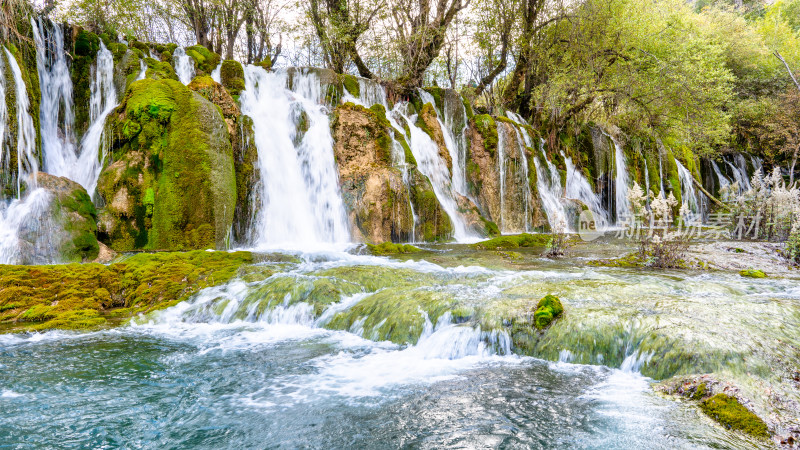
[418, 90, 469, 197]
[711, 160, 731, 196]
[240, 67, 350, 250]
[533, 140, 570, 231]
[396, 106, 475, 241]
[135, 59, 147, 81]
[725, 154, 752, 193]
[33, 18, 76, 177]
[211, 63, 222, 83]
[675, 160, 702, 223]
[0, 52, 7, 187]
[173, 47, 195, 85]
[4, 47, 38, 193]
[564, 152, 610, 229]
[508, 122, 533, 233]
[73, 42, 117, 195]
[497, 122, 507, 230]
[610, 136, 631, 222]
[0, 188, 53, 264]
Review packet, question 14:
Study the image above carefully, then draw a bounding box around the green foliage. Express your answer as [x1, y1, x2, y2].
[220, 59, 245, 96]
[700, 394, 769, 438]
[342, 74, 360, 97]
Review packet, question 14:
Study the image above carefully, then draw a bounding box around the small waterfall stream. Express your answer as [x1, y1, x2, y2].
[418, 90, 469, 197]
[610, 136, 631, 222]
[564, 152, 610, 229]
[4, 48, 38, 192]
[73, 42, 117, 195]
[497, 122, 507, 230]
[675, 160, 702, 223]
[240, 67, 350, 249]
[33, 18, 76, 177]
[174, 47, 196, 84]
[533, 140, 569, 231]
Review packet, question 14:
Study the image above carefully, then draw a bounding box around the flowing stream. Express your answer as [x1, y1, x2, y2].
[0, 247, 789, 448]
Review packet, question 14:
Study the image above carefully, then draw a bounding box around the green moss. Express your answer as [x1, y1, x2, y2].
[472, 233, 550, 250]
[342, 74, 360, 97]
[692, 383, 708, 400]
[99, 78, 235, 251]
[423, 87, 444, 111]
[185, 45, 220, 74]
[473, 114, 498, 157]
[700, 394, 769, 438]
[367, 242, 422, 255]
[220, 59, 245, 96]
[0, 251, 252, 332]
[479, 215, 500, 237]
[739, 269, 766, 278]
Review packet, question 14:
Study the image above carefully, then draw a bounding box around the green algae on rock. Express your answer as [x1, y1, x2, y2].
[739, 269, 767, 278]
[533, 294, 563, 330]
[97, 78, 236, 251]
[700, 394, 770, 439]
[367, 242, 422, 256]
[472, 233, 550, 250]
[0, 251, 252, 332]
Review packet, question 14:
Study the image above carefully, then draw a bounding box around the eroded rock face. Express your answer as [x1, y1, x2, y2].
[332, 103, 414, 243]
[97, 78, 236, 251]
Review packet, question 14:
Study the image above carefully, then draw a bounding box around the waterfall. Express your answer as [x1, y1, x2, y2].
[0, 188, 55, 264]
[658, 153, 665, 197]
[643, 159, 651, 207]
[73, 42, 117, 195]
[32, 18, 76, 177]
[675, 160, 702, 223]
[725, 155, 751, 193]
[711, 160, 731, 197]
[509, 123, 532, 233]
[4, 48, 39, 193]
[418, 90, 469, 197]
[563, 152, 610, 229]
[395, 106, 475, 241]
[497, 123, 507, 231]
[211, 63, 222, 83]
[0, 52, 7, 191]
[240, 67, 350, 249]
[533, 140, 569, 231]
[136, 60, 147, 81]
[173, 47, 195, 85]
[610, 136, 631, 222]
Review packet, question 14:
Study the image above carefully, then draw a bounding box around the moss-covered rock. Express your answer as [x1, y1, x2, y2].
[185, 45, 220, 75]
[70, 29, 101, 138]
[533, 294, 563, 329]
[739, 269, 766, 278]
[36, 173, 100, 262]
[97, 78, 236, 251]
[472, 233, 550, 250]
[0, 250, 252, 332]
[143, 57, 179, 81]
[220, 59, 245, 97]
[700, 394, 769, 438]
[367, 242, 422, 255]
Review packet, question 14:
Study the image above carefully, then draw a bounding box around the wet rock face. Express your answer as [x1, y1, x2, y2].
[468, 120, 546, 232]
[332, 103, 414, 243]
[14, 173, 99, 263]
[97, 78, 236, 251]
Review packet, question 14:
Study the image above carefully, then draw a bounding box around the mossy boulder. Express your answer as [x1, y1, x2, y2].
[97, 78, 236, 251]
[700, 394, 769, 439]
[533, 294, 563, 330]
[220, 59, 245, 97]
[188, 75, 240, 120]
[367, 242, 421, 256]
[739, 269, 766, 278]
[185, 45, 220, 75]
[472, 233, 550, 250]
[0, 250, 252, 332]
[143, 57, 179, 81]
[342, 74, 360, 97]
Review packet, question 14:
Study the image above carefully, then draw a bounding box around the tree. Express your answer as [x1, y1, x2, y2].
[388, 0, 472, 89]
[307, 0, 379, 76]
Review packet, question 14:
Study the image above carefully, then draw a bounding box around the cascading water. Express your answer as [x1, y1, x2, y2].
[725, 154, 752, 193]
[73, 42, 117, 195]
[533, 140, 570, 231]
[173, 47, 196, 85]
[32, 18, 76, 177]
[240, 67, 350, 249]
[0, 52, 7, 189]
[4, 48, 38, 192]
[675, 160, 702, 223]
[564, 152, 609, 229]
[610, 135, 631, 223]
[136, 60, 147, 81]
[497, 123, 507, 230]
[711, 160, 731, 197]
[211, 63, 222, 83]
[418, 90, 469, 197]
[395, 105, 475, 241]
[508, 122, 533, 233]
